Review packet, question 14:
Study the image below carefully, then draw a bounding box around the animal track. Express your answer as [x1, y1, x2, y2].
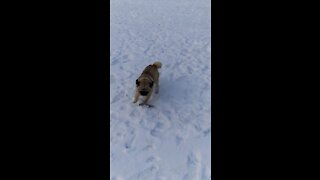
[183, 152, 201, 180]
[175, 135, 183, 145]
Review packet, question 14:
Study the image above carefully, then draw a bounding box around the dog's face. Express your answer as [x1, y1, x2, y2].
[136, 78, 153, 96]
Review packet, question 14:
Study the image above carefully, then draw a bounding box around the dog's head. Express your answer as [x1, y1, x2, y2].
[136, 78, 153, 96]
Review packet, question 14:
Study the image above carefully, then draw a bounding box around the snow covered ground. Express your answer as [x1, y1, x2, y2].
[110, 0, 211, 179]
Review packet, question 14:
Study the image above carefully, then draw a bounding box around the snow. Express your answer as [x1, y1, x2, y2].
[110, 0, 211, 179]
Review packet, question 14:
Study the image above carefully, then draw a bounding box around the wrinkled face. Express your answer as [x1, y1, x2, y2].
[136, 78, 153, 96]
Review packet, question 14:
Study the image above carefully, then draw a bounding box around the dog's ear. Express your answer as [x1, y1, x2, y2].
[136, 79, 140, 86]
[149, 81, 153, 88]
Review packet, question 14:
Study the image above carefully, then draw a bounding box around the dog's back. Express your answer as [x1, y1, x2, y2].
[141, 61, 162, 78]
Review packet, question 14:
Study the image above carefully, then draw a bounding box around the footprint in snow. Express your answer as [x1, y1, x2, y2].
[124, 129, 136, 152]
[135, 165, 159, 180]
[111, 59, 119, 65]
[175, 135, 183, 145]
[142, 144, 155, 151]
[146, 156, 160, 163]
[183, 152, 202, 180]
[203, 128, 211, 136]
[187, 66, 193, 74]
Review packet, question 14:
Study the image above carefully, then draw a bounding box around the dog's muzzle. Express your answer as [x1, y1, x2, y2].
[139, 91, 148, 96]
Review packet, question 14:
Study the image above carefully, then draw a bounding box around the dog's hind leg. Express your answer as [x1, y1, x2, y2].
[155, 82, 159, 94]
[155, 77, 159, 94]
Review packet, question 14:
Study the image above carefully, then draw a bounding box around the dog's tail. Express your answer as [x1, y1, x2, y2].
[153, 61, 162, 69]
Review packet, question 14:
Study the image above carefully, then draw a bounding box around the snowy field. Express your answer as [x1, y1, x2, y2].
[110, 0, 211, 179]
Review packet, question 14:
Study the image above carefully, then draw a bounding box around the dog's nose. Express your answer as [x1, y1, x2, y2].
[140, 91, 148, 96]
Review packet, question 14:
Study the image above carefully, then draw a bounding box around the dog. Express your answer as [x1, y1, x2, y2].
[133, 61, 162, 106]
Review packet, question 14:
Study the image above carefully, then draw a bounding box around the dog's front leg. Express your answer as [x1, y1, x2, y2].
[133, 91, 140, 103]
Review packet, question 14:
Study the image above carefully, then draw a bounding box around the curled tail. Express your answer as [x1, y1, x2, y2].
[153, 61, 162, 69]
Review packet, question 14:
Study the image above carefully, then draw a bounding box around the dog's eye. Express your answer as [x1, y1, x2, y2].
[149, 82, 153, 88]
[136, 79, 140, 86]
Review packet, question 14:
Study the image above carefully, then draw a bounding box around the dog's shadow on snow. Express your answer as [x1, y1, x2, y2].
[154, 75, 193, 104]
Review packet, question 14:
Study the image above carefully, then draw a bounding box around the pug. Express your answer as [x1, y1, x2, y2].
[133, 61, 162, 106]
